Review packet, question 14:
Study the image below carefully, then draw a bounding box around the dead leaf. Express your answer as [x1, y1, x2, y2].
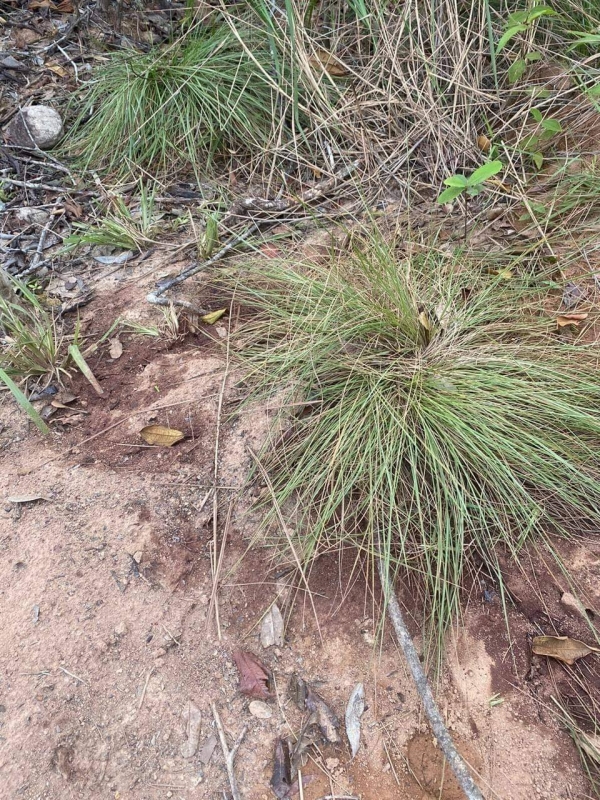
[271, 737, 293, 799]
[308, 49, 349, 77]
[109, 338, 123, 360]
[532, 635, 600, 665]
[345, 683, 365, 757]
[140, 425, 185, 447]
[46, 63, 68, 78]
[260, 603, 284, 648]
[198, 733, 217, 764]
[418, 310, 431, 330]
[201, 309, 226, 325]
[557, 312, 588, 328]
[305, 687, 340, 743]
[477, 134, 491, 153]
[233, 649, 272, 699]
[8, 494, 49, 504]
[260, 243, 281, 258]
[180, 701, 202, 758]
[562, 282, 585, 310]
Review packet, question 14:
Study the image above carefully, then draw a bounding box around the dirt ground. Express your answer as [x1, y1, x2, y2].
[1, 254, 599, 800]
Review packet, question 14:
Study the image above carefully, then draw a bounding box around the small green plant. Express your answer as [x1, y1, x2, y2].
[63, 183, 159, 253]
[226, 233, 600, 660]
[521, 108, 564, 169]
[437, 161, 504, 238]
[0, 280, 66, 382]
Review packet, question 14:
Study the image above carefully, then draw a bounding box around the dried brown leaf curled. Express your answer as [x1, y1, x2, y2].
[532, 635, 600, 665]
[139, 425, 185, 447]
[308, 49, 349, 76]
[233, 649, 272, 699]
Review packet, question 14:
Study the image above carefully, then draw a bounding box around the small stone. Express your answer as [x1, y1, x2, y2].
[152, 647, 167, 659]
[133, 550, 143, 564]
[560, 592, 590, 619]
[114, 621, 128, 636]
[15, 207, 50, 226]
[325, 757, 340, 772]
[248, 700, 272, 719]
[6, 106, 64, 150]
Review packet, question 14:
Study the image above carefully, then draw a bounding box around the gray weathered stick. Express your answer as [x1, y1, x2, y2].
[212, 702, 247, 800]
[377, 556, 484, 800]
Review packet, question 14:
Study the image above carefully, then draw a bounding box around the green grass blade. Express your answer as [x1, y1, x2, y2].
[0, 368, 50, 434]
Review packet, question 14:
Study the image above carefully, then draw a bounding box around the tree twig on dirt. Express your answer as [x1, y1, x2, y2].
[212, 702, 247, 800]
[377, 555, 484, 800]
[146, 160, 360, 310]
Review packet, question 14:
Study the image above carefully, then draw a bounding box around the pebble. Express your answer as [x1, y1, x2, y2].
[114, 621, 128, 636]
[248, 700, 272, 719]
[6, 105, 63, 150]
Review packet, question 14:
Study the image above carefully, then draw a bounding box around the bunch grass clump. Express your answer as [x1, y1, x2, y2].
[66, 21, 278, 179]
[228, 233, 600, 652]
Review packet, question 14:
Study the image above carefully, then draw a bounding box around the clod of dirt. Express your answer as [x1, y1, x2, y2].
[180, 701, 202, 758]
[233, 650, 272, 699]
[560, 592, 593, 620]
[6, 106, 63, 149]
[260, 603, 284, 648]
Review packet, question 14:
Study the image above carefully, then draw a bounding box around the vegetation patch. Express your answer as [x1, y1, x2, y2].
[227, 234, 600, 655]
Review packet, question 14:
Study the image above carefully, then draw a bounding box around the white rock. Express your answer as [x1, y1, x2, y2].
[15, 207, 50, 226]
[6, 106, 64, 150]
[248, 700, 272, 719]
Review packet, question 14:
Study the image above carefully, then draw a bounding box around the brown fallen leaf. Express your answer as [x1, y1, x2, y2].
[233, 649, 272, 700]
[477, 133, 491, 153]
[270, 737, 292, 799]
[532, 635, 600, 665]
[307, 48, 349, 77]
[557, 312, 588, 328]
[140, 425, 185, 447]
[305, 687, 340, 743]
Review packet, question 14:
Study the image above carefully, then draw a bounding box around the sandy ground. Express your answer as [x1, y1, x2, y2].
[0, 260, 599, 800]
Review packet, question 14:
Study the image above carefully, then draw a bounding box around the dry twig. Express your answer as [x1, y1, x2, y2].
[212, 703, 247, 800]
[377, 556, 483, 800]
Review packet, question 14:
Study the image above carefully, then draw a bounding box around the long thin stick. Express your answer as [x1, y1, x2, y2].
[212, 703, 247, 800]
[377, 556, 483, 800]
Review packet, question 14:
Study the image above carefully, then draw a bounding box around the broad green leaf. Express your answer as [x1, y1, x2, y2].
[437, 186, 464, 204]
[526, 51, 542, 62]
[508, 59, 527, 84]
[527, 7, 556, 21]
[530, 107, 544, 123]
[496, 24, 527, 53]
[532, 151, 544, 169]
[0, 368, 49, 434]
[467, 160, 504, 186]
[541, 118, 563, 133]
[444, 174, 469, 188]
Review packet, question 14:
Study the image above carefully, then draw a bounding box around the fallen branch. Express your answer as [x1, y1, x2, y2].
[146, 160, 360, 310]
[377, 556, 484, 800]
[212, 702, 247, 800]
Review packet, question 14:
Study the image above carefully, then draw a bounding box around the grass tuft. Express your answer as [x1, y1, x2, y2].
[226, 233, 600, 655]
[66, 21, 278, 180]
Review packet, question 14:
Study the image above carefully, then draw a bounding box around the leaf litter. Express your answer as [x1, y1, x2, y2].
[233, 650, 272, 700]
[139, 425, 185, 447]
[260, 602, 284, 648]
[532, 635, 600, 665]
[345, 683, 365, 757]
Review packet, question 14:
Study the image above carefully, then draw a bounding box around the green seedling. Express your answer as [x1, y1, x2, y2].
[496, 6, 556, 84]
[523, 108, 564, 169]
[437, 160, 504, 238]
